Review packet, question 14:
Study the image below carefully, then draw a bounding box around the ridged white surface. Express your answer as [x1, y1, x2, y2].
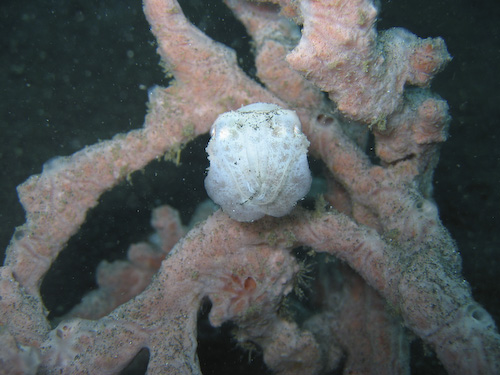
[205, 103, 312, 222]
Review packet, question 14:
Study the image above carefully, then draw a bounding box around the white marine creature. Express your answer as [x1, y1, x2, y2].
[205, 103, 312, 222]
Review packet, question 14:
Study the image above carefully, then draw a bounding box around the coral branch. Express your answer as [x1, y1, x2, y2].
[37, 211, 299, 374]
[286, 0, 451, 125]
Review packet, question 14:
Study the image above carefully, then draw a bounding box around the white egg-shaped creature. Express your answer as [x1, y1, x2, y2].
[204, 103, 312, 222]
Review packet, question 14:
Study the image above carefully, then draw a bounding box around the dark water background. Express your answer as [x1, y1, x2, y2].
[1, 0, 498, 373]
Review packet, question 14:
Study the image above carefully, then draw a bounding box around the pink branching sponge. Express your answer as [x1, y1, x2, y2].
[0, 0, 498, 374]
